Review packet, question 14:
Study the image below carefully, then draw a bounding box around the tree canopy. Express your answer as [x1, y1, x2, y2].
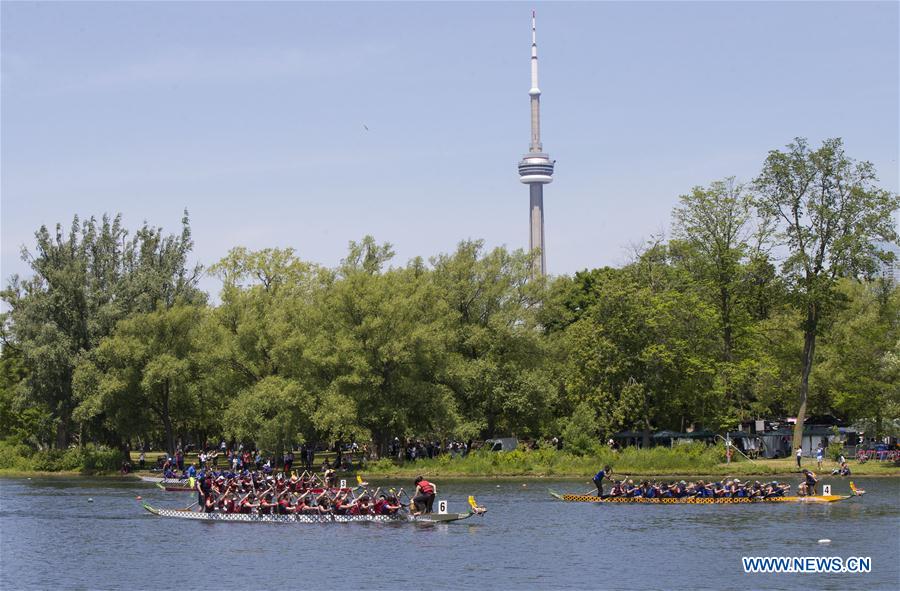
[2, 139, 897, 455]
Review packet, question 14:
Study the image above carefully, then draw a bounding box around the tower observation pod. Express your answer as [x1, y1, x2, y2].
[517, 10, 554, 278]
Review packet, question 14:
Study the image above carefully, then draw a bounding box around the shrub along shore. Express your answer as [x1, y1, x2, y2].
[363, 449, 900, 478]
[1, 443, 897, 478]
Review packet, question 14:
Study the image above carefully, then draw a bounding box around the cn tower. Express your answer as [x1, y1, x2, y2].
[517, 10, 554, 278]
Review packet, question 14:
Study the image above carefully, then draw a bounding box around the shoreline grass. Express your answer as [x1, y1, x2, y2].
[361, 448, 900, 479]
[2, 447, 898, 479]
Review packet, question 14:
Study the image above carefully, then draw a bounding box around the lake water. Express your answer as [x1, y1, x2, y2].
[1, 476, 897, 590]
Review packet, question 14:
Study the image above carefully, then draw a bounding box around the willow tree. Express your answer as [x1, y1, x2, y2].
[74, 305, 207, 455]
[754, 138, 899, 453]
[309, 237, 457, 452]
[431, 240, 553, 439]
[1, 212, 202, 448]
[208, 247, 325, 451]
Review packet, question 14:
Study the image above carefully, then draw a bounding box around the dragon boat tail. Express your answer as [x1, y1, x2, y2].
[548, 490, 852, 503]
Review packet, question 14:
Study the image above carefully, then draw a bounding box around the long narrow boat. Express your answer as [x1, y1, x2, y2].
[549, 490, 852, 503]
[137, 475, 168, 483]
[156, 481, 194, 492]
[142, 504, 475, 523]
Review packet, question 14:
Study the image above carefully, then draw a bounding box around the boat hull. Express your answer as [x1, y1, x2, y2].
[156, 483, 194, 492]
[137, 475, 166, 483]
[549, 491, 851, 503]
[142, 504, 474, 523]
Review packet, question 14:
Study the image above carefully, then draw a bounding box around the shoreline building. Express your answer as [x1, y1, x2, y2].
[876, 242, 899, 286]
[517, 10, 555, 278]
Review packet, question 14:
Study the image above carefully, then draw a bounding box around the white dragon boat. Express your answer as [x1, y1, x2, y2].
[142, 504, 477, 524]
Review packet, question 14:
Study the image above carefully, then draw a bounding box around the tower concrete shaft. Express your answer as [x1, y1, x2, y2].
[517, 10, 554, 278]
[530, 184, 546, 276]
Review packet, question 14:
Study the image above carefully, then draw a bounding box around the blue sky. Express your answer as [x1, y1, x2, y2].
[2, 1, 898, 297]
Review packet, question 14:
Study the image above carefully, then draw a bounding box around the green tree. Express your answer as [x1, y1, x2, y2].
[754, 138, 899, 452]
[814, 280, 900, 437]
[222, 376, 313, 454]
[309, 237, 456, 452]
[672, 178, 754, 365]
[73, 305, 207, 454]
[2, 213, 202, 447]
[208, 247, 325, 450]
[559, 260, 718, 444]
[431, 240, 553, 439]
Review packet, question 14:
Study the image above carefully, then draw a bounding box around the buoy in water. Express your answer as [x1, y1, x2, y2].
[88, 498, 94, 503]
[496, 485, 500, 488]
[818, 539, 831, 544]
[135, 496, 142, 501]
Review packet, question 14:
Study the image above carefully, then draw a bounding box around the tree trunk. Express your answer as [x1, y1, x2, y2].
[55, 417, 69, 450]
[119, 441, 131, 469]
[721, 286, 733, 363]
[162, 379, 175, 455]
[642, 416, 652, 448]
[792, 306, 818, 455]
[720, 285, 736, 415]
[162, 415, 174, 456]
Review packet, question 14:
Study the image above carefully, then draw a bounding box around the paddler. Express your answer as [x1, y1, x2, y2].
[323, 467, 336, 489]
[411, 476, 436, 515]
[374, 494, 403, 515]
[592, 465, 612, 497]
[801, 469, 818, 496]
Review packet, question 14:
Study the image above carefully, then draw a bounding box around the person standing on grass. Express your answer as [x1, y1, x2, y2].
[815, 444, 824, 469]
[796, 446, 803, 469]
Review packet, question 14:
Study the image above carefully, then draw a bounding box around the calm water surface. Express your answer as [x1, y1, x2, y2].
[1, 476, 897, 590]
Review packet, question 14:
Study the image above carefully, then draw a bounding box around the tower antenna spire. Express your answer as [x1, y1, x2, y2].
[529, 9, 542, 152]
[518, 9, 555, 278]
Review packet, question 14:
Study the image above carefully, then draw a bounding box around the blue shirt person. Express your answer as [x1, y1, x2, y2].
[592, 465, 612, 497]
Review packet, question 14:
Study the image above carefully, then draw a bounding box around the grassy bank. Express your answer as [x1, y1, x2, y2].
[0, 441, 125, 475]
[3, 442, 898, 479]
[363, 448, 900, 478]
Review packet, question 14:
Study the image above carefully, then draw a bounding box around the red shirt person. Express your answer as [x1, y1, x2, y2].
[412, 476, 436, 514]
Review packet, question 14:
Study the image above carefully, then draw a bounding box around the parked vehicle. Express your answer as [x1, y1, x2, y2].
[485, 437, 518, 452]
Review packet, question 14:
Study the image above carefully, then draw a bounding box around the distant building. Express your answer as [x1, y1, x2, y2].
[875, 242, 899, 285]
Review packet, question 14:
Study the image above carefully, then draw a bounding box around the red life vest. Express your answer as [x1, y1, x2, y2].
[418, 480, 434, 495]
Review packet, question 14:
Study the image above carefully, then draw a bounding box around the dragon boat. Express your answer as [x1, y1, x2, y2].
[142, 504, 478, 523]
[156, 481, 195, 492]
[139, 475, 195, 490]
[137, 475, 169, 483]
[549, 490, 853, 504]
